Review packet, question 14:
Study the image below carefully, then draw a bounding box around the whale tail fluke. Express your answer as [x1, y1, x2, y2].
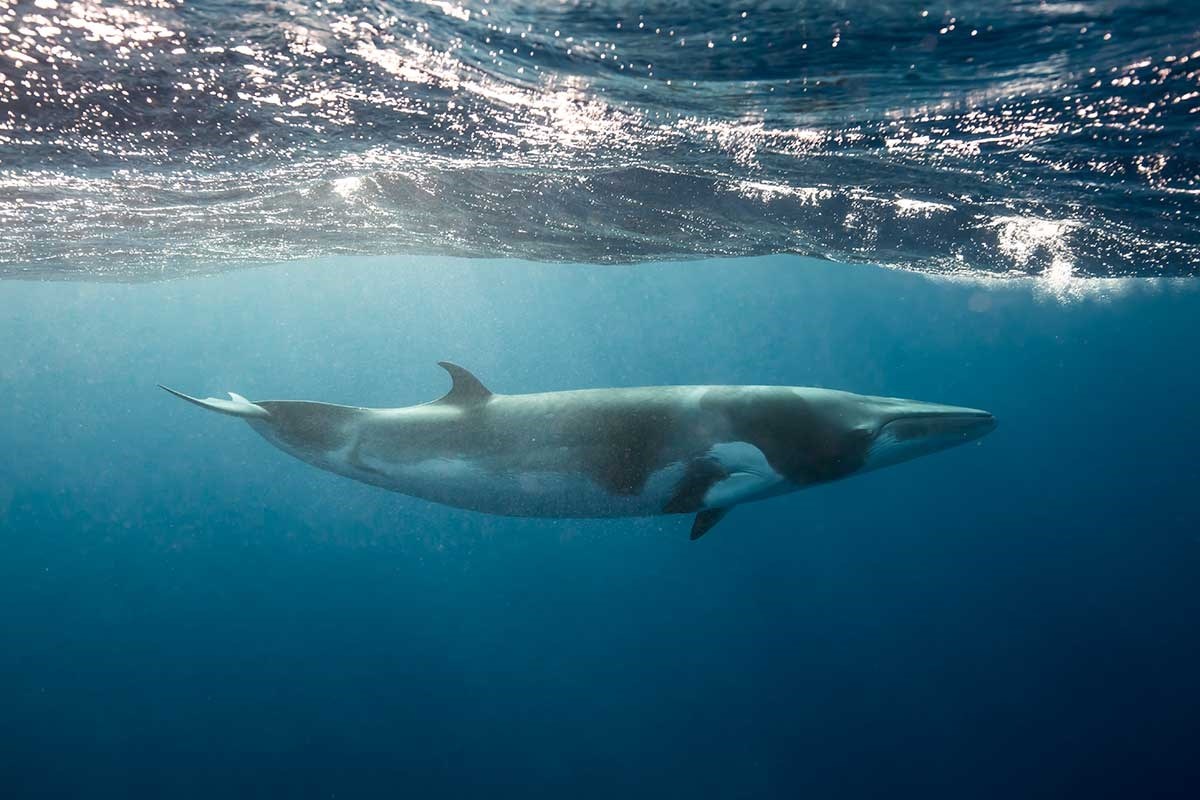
[159, 385, 271, 419]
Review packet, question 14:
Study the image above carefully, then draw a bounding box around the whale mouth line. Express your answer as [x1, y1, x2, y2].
[878, 411, 997, 438]
[863, 407, 997, 472]
[884, 410, 995, 422]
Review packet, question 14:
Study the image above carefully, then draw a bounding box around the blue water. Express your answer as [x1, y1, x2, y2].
[3, 0, 1200, 794]
[2, 0, 1198, 277]
[1, 256, 1198, 796]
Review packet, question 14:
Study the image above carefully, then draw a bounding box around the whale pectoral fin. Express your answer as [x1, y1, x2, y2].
[666, 442, 785, 517]
[664, 457, 728, 514]
[691, 508, 729, 540]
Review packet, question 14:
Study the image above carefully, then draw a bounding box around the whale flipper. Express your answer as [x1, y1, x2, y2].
[665, 442, 785, 528]
[159, 385, 270, 418]
[691, 508, 728, 540]
[435, 362, 493, 407]
[664, 457, 728, 513]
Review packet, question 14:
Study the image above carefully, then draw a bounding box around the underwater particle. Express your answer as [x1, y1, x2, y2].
[968, 292, 992, 313]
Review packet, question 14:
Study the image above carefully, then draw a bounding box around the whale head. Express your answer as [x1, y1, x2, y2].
[859, 396, 996, 473]
[701, 386, 996, 490]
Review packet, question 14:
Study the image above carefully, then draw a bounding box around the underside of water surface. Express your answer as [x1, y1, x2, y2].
[1, 0, 1198, 280]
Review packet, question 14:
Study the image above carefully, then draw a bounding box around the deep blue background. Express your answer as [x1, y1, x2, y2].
[1, 257, 1198, 797]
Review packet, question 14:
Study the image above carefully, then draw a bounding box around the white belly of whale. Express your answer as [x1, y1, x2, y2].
[305, 435, 790, 519]
[350, 453, 689, 518]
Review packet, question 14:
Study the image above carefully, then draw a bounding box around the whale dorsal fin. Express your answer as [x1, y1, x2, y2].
[435, 362, 493, 406]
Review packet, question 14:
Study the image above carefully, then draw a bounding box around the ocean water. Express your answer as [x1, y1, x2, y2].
[3, 0, 1200, 797]
[1, 257, 1198, 797]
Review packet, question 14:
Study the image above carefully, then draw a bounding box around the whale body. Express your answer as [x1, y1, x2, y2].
[161, 362, 996, 539]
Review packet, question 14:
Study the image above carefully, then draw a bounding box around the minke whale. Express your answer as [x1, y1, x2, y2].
[161, 363, 996, 540]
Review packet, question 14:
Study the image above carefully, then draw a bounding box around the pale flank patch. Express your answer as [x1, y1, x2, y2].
[702, 441, 784, 508]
